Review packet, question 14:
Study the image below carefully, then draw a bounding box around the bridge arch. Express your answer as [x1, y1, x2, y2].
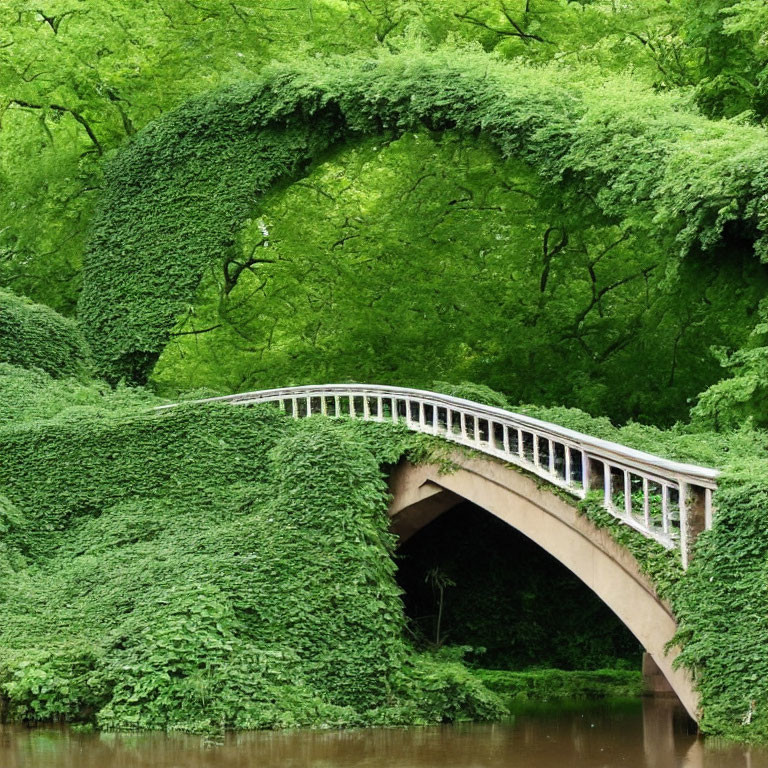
[388, 454, 699, 722]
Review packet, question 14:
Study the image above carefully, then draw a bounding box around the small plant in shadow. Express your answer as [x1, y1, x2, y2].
[425, 566, 456, 648]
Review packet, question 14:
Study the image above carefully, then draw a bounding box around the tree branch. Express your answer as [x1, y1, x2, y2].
[8, 99, 103, 154]
[171, 324, 222, 337]
[454, 5, 554, 45]
[35, 9, 83, 33]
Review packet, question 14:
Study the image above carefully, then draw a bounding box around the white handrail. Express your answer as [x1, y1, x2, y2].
[158, 383, 718, 567]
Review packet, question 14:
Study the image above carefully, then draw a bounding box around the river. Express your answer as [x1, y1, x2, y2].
[1, 698, 765, 767]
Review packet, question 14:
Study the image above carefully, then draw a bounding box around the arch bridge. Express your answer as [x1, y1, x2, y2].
[161, 384, 720, 723]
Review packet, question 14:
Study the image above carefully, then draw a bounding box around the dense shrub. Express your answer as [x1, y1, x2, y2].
[0, 372, 505, 732]
[0, 290, 90, 378]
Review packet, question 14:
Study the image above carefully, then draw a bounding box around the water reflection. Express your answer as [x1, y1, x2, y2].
[1, 699, 766, 768]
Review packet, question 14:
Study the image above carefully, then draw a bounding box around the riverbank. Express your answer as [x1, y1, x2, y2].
[475, 669, 643, 708]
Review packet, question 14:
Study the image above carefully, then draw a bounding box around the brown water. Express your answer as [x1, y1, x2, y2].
[1, 699, 766, 768]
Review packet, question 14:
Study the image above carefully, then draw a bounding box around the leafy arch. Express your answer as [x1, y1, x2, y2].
[79, 48, 768, 383]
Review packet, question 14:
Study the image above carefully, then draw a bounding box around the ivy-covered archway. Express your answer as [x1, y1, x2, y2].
[78, 48, 768, 383]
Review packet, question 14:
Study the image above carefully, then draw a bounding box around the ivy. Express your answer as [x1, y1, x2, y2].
[79, 48, 768, 384]
[2, 367, 768, 739]
[0, 290, 91, 379]
[579, 468, 768, 742]
[671, 477, 768, 741]
[0, 368, 505, 732]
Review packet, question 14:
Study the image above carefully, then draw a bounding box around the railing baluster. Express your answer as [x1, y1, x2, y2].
[377, 397, 383, 421]
[321, 396, 327, 416]
[446, 408, 453, 436]
[565, 446, 572, 485]
[662, 485, 670, 534]
[419, 401, 426, 429]
[292, 398, 298, 419]
[306, 395, 312, 416]
[643, 477, 650, 527]
[679, 483, 689, 567]
[604, 462, 611, 509]
[533, 434, 540, 467]
[363, 396, 370, 420]
[624, 470, 632, 518]
[460, 412, 468, 442]
[349, 395, 356, 419]
[334, 395, 340, 417]
[548, 440, 555, 475]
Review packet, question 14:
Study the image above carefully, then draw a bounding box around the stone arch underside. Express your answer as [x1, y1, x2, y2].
[387, 453, 698, 722]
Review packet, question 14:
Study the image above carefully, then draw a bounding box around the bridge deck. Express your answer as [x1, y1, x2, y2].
[158, 383, 719, 568]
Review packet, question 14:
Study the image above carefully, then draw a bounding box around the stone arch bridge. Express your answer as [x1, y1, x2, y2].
[161, 384, 720, 723]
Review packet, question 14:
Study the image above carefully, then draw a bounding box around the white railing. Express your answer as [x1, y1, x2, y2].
[158, 384, 719, 567]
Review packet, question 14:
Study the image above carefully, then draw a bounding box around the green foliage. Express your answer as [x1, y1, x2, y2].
[383, 654, 509, 726]
[0, 364, 160, 426]
[398, 504, 642, 671]
[677, 0, 768, 120]
[671, 477, 768, 741]
[79, 47, 768, 391]
[0, 0, 388, 315]
[0, 290, 90, 378]
[0, 645, 107, 724]
[517, 401, 768, 471]
[0, 0, 699, 316]
[5, 0, 768, 740]
[476, 668, 644, 705]
[149, 125, 764, 425]
[579, 457, 768, 742]
[432, 381, 511, 410]
[577, 494, 683, 603]
[0, 371, 505, 732]
[690, 301, 768, 431]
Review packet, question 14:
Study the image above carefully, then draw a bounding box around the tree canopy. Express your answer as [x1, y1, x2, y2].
[71, 47, 768, 424]
[4, 1, 768, 424]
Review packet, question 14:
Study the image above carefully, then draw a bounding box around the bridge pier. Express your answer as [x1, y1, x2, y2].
[642, 652, 676, 697]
